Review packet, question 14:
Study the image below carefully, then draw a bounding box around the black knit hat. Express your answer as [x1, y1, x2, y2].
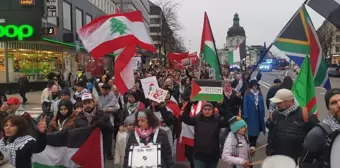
[202, 102, 213, 109]
[325, 88, 340, 109]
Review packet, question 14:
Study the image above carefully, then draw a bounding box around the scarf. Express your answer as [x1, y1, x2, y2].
[250, 89, 259, 107]
[74, 89, 88, 99]
[323, 114, 340, 131]
[224, 84, 233, 99]
[277, 101, 299, 117]
[83, 108, 97, 125]
[126, 102, 140, 115]
[0, 135, 35, 166]
[136, 127, 154, 142]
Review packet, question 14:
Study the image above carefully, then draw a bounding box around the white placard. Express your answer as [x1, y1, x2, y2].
[148, 87, 168, 103]
[130, 57, 141, 70]
[140, 76, 159, 97]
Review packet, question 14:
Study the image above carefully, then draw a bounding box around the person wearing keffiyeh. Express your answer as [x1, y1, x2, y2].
[299, 88, 340, 168]
[74, 93, 114, 160]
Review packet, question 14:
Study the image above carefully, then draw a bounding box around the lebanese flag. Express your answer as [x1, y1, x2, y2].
[77, 11, 156, 60]
[166, 96, 181, 119]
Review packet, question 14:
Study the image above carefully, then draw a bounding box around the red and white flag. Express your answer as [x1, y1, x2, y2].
[78, 11, 155, 59]
[78, 11, 156, 94]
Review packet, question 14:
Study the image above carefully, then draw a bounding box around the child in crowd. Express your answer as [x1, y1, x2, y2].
[114, 115, 135, 168]
[74, 102, 83, 116]
[222, 116, 255, 168]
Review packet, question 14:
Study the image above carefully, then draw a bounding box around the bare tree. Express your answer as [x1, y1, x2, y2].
[155, 0, 182, 32]
[153, 0, 186, 65]
[317, 21, 337, 63]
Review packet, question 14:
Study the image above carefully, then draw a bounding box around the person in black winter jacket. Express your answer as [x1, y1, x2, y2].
[0, 115, 47, 167]
[124, 109, 174, 168]
[74, 93, 114, 160]
[181, 101, 229, 168]
[265, 79, 281, 110]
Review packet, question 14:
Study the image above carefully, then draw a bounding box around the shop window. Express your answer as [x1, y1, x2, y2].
[76, 8, 83, 31]
[86, 14, 92, 24]
[63, 1, 72, 30]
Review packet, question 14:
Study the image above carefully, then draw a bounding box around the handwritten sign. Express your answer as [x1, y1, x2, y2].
[148, 88, 168, 103]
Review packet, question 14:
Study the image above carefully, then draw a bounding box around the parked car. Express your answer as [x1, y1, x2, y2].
[328, 67, 340, 77]
[259, 62, 272, 72]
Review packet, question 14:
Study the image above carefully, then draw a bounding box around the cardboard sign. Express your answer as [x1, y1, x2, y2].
[148, 87, 168, 103]
[181, 58, 191, 66]
[191, 79, 223, 102]
[141, 76, 159, 97]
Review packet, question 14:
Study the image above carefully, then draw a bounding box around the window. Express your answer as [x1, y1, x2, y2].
[149, 27, 159, 32]
[336, 46, 340, 53]
[336, 35, 340, 42]
[86, 14, 92, 24]
[76, 8, 83, 31]
[150, 18, 161, 24]
[63, 2, 72, 30]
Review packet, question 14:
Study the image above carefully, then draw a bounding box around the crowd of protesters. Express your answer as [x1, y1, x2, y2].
[0, 61, 338, 168]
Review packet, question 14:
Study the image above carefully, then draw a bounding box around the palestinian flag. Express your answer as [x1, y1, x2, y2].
[292, 55, 317, 115]
[78, 11, 156, 94]
[228, 40, 244, 64]
[307, 0, 340, 30]
[274, 5, 331, 90]
[200, 12, 221, 80]
[32, 128, 103, 168]
[191, 80, 223, 102]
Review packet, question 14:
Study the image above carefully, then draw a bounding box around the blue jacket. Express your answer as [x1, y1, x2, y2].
[243, 90, 266, 136]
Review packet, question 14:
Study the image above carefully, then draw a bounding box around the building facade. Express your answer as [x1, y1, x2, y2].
[149, 1, 180, 64]
[113, 0, 150, 26]
[226, 13, 246, 62]
[0, 0, 117, 92]
[317, 20, 340, 65]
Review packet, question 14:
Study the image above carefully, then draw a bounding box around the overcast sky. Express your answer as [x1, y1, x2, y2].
[153, 0, 325, 55]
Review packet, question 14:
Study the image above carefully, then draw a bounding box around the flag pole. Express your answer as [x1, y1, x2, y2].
[249, 2, 306, 77]
[206, 14, 223, 80]
[199, 53, 203, 79]
[249, 43, 273, 77]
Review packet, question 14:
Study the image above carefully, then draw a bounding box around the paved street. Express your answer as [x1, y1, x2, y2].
[6, 71, 340, 167]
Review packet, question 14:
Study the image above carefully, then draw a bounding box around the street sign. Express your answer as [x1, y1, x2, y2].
[0, 24, 34, 40]
[42, 27, 56, 35]
[191, 79, 223, 102]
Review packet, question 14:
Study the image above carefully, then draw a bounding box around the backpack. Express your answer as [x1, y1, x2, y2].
[316, 122, 335, 168]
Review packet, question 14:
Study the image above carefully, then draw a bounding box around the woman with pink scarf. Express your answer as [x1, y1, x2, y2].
[123, 109, 174, 168]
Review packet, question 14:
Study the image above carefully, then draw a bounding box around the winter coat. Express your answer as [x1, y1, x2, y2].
[265, 84, 281, 110]
[181, 101, 229, 161]
[222, 132, 251, 168]
[123, 128, 174, 168]
[17, 77, 29, 92]
[47, 112, 76, 132]
[114, 131, 128, 168]
[219, 90, 242, 121]
[243, 90, 266, 136]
